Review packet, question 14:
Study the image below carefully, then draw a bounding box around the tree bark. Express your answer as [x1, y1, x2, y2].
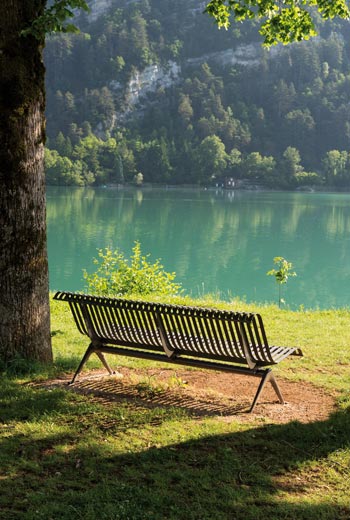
[0, 1, 53, 363]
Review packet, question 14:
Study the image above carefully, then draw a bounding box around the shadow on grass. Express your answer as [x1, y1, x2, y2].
[0, 352, 84, 381]
[0, 377, 349, 520]
[62, 375, 251, 416]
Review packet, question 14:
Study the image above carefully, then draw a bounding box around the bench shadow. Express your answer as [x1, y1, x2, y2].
[44, 368, 336, 422]
[65, 376, 250, 416]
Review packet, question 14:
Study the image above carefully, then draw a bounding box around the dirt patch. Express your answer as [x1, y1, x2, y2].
[42, 366, 337, 424]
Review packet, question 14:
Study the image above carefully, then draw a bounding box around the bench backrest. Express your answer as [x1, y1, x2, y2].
[53, 292, 275, 367]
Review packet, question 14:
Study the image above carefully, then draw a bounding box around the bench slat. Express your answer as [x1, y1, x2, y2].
[252, 316, 273, 363]
[69, 301, 88, 336]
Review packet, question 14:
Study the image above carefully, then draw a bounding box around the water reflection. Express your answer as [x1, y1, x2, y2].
[46, 187, 350, 309]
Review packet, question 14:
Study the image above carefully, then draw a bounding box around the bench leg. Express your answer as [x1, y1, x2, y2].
[268, 372, 285, 405]
[95, 351, 115, 376]
[70, 343, 95, 384]
[249, 369, 285, 413]
[70, 344, 116, 384]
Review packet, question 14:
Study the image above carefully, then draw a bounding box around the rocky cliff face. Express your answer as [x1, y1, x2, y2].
[87, 0, 263, 116]
[187, 44, 261, 67]
[87, 0, 114, 21]
[124, 61, 181, 106]
[119, 44, 261, 111]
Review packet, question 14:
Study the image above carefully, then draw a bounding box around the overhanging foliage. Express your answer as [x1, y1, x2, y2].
[205, 0, 350, 45]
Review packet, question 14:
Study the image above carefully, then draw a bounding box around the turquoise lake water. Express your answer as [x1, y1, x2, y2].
[46, 186, 350, 309]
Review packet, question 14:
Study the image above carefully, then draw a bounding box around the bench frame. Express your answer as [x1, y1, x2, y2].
[54, 291, 303, 412]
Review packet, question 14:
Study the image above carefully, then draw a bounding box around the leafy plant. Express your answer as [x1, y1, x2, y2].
[135, 376, 165, 398]
[83, 241, 182, 297]
[22, 0, 90, 39]
[267, 256, 296, 308]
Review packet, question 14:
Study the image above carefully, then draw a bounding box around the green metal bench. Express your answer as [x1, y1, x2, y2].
[53, 291, 303, 412]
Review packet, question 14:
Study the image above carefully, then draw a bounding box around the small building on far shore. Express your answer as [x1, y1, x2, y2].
[225, 177, 236, 189]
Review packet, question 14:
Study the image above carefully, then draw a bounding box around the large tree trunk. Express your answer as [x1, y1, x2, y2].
[0, 2, 53, 363]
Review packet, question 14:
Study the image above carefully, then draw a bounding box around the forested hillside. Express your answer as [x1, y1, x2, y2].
[45, 0, 350, 188]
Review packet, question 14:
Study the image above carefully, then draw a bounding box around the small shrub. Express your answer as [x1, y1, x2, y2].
[83, 241, 182, 297]
[267, 256, 296, 308]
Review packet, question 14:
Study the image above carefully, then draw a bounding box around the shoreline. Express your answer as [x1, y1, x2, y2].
[46, 182, 350, 194]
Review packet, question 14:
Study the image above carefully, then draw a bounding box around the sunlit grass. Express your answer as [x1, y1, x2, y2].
[0, 294, 350, 519]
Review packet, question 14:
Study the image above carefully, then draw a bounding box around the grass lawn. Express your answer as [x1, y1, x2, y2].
[0, 295, 350, 519]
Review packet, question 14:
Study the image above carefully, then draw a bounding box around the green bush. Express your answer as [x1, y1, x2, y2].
[83, 242, 182, 297]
